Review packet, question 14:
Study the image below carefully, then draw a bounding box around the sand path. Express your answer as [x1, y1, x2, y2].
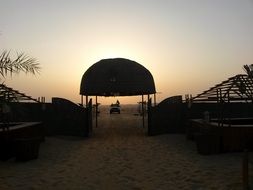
[0, 111, 252, 190]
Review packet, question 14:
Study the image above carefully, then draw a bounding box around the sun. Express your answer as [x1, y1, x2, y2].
[94, 46, 138, 61]
[100, 51, 122, 59]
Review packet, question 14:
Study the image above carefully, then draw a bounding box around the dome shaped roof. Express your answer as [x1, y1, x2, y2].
[80, 58, 156, 96]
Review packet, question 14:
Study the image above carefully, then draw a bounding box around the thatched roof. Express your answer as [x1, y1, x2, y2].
[193, 74, 253, 103]
[0, 84, 39, 102]
[80, 58, 156, 96]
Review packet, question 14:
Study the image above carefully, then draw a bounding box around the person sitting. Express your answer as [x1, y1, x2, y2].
[116, 100, 120, 106]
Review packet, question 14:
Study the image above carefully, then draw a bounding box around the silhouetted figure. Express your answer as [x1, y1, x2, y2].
[116, 100, 120, 106]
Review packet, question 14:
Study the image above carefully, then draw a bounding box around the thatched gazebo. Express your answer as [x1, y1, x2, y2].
[80, 58, 156, 97]
[80, 58, 156, 127]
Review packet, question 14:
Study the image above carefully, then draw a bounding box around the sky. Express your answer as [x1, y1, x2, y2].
[1, 0, 253, 105]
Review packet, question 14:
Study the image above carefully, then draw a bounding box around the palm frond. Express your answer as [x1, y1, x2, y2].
[0, 50, 40, 78]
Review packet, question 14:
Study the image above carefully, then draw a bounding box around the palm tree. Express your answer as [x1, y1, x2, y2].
[0, 50, 40, 78]
[0, 50, 40, 105]
[243, 64, 253, 77]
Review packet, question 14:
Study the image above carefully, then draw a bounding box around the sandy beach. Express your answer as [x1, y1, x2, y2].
[0, 106, 252, 190]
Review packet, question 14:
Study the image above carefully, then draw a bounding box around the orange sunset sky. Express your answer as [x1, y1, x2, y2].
[1, 0, 253, 105]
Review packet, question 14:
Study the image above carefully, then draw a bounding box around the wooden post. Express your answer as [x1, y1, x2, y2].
[228, 91, 231, 127]
[216, 89, 220, 127]
[81, 95, 83, 106]
[219, 88, 224, 127]
[154, 93, 156, 106]
[147, 94, 150, 130]
[147, 97, 152, 136]
[86, 96, 88, 107]
[142, 95, 145, 128]
[96, 96, 98, 128]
